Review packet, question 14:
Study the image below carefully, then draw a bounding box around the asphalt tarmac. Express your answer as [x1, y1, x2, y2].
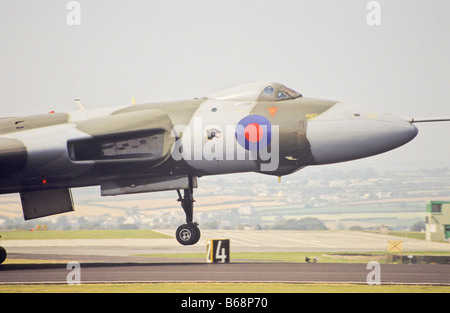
[1, 259, 449, 285]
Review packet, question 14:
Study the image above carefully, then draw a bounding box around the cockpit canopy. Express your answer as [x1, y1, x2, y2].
[207, 82, 302, 102]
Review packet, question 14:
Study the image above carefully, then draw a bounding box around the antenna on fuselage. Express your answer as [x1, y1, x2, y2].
[74, 99, 85, 111]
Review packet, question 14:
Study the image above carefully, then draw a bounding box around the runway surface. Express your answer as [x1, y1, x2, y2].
[1, 260, 449, 285]
[1, 230, 449, 286]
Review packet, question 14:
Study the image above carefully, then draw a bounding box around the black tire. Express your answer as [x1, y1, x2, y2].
[191, 224, 201, 244]
[176, 224, 201, 246]
[0, 246, 6, 265]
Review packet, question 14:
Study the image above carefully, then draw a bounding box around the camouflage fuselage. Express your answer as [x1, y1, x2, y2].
[0, 82, 417, 195]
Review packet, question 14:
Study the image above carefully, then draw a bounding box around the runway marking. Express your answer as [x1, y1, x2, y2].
[250, 232, 336, 248]
[199, 230, 340, 249]
[204, 231, 276, 247]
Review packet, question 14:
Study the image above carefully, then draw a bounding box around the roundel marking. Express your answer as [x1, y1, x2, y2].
[244, 123, 264, 143]
[235, 115, 272, 151]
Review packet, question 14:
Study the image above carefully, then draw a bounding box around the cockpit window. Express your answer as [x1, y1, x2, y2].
[264, 86, 275, 96]
[269, 85, 302, 101]
[279, 86, 302, 99]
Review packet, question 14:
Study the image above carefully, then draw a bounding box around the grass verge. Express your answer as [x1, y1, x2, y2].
[0, 283, 448, 293]
[135, 251, 450, 264]
[0, 229, 173, 240]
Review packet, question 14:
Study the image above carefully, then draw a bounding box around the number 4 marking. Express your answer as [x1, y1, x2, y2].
[215, 240, 227, 263]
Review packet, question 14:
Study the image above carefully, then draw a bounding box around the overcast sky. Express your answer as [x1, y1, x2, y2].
[0, 0, 448, 171]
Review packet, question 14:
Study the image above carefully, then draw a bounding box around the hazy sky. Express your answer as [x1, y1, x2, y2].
[0, 0, 448, 171]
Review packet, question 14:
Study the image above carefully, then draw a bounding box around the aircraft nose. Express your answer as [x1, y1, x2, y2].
[306, 103, 418, 165]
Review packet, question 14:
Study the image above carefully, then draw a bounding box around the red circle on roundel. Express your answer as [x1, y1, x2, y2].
[244, 123, 264, 143]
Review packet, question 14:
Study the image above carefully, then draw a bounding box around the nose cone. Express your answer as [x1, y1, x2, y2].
[306, 103, 418, 165]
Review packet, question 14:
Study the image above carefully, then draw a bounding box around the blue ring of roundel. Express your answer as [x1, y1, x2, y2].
[235, 114, 272, 151]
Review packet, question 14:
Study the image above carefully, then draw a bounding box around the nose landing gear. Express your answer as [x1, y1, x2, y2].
[175, 176, 201, 246]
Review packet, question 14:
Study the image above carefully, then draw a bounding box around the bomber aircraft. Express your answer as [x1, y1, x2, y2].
[0, 82, 448, 264]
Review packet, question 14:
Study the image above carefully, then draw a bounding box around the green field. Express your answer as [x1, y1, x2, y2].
[0, 283, 448, 293]
[135, 252, 389, 263]
[0, 229, 173, 240]
[135, 250, 450, 264]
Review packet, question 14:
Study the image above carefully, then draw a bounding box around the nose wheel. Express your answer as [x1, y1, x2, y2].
[176, 223, 201, 246]
[175, 176, 201, 246]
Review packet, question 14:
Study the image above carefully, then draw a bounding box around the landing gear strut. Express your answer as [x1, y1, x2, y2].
[175, 176, 201, 246]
